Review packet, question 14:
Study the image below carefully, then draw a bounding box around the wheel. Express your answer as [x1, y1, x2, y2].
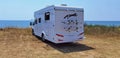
[41, 33, 46, 41]
[32, 29, 34, 35]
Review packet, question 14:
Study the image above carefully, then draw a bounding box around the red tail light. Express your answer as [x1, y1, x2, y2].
[78, 32, 84, 36]
[56, 34, 64, 37]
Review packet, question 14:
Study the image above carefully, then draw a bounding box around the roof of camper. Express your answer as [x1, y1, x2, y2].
[34, 5, 84, 14]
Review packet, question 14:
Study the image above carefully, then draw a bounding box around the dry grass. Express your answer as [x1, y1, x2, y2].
[85, 25, 120, 37]
[0, 27, 120, 58]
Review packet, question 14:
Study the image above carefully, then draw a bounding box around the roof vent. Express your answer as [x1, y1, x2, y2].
[61, 4, 67, 6]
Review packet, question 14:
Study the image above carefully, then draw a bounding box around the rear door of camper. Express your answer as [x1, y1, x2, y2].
[43, 9, 55, 41]
[54, 7, 84, 42]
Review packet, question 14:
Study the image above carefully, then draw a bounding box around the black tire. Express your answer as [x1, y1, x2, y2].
[41, 33, 46, 41]
[32, 29, 35, 35]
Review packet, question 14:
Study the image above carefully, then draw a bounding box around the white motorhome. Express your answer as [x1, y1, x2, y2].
[32, 5, 84, 43]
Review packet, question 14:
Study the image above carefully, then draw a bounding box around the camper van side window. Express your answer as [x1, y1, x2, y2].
[45, 12, 50, 20]
[39, 18, 41, 23]
[35, 19, 37, 24]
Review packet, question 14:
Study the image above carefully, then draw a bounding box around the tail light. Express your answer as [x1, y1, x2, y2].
[78, 32, 84, 36]
[56, 34, 64, 37]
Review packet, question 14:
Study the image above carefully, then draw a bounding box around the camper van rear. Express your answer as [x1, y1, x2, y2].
[32, 6, 84, 43]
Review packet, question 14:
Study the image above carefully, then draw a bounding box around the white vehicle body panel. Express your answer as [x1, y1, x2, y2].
[32, 5, 84, 43]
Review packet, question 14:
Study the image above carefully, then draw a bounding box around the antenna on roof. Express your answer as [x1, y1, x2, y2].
[61, 4, 67, 6]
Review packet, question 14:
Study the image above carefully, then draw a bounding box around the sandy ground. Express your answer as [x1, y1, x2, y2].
[0, 28, 120, 58]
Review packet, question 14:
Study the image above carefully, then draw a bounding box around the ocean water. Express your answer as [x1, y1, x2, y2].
[0, 20, 31, 28]
[0, 20, 120, 28]
[85, 21, 120, 26]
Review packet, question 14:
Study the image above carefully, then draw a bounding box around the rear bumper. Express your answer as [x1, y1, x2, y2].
[53, 36, 84, 44]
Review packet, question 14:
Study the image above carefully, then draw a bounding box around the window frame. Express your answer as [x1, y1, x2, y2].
[45, 12, 50, 21]
[38, 18, 41, 23]
[35, 19, 37, 24]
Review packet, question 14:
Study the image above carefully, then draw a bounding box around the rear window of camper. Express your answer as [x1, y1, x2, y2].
[45, 12, 50, 20]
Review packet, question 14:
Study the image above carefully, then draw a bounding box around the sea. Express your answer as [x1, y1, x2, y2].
[0, 20, 120, 28]
[0, 20, 31, 28]
[85, 21, 120, 26]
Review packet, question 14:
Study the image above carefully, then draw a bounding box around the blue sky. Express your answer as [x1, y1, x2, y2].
[0, 0, 120, 21]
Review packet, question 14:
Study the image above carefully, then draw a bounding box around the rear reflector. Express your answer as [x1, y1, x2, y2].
[79, 37, 83, 39]
[58, 39, 63, 41]
[56, 34, 64, 37]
